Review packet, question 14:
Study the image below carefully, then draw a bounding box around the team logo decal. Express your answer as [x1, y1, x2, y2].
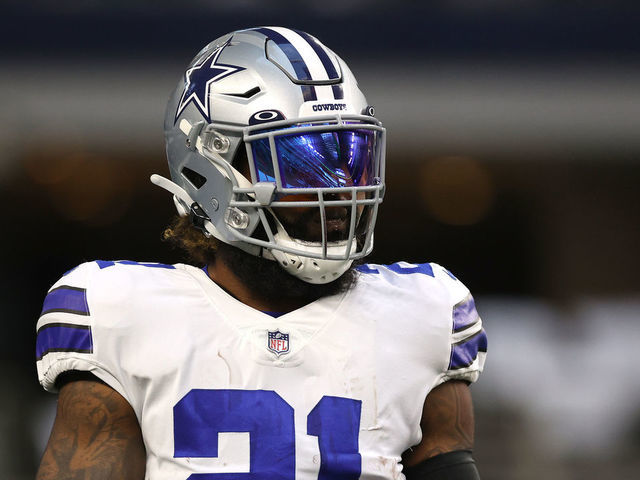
[249, 110, 286, 125]
[175, 38, 245, 124]
[267, 330, 290, 356]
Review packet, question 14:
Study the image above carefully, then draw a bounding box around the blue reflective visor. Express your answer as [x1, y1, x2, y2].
[250, 129, 379, 188]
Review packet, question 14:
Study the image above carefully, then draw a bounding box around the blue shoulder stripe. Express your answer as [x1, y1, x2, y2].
[356, 262, 435, 277]
[453, 295, 479, 333]
[95, 259, 176, 269]
[36, 323, 93, 360]
[448, 329, 488, 370]
[294, 30, 340, 80]
[41, 286, 89, 317]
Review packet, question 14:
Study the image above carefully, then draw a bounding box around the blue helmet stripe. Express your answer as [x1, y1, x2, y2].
[254, 27, 317, 101]
[294, 30, 344, 100]
[301, 85, 317, 102]
[332, 84, 345, 100]
[294, 30, 340, 79]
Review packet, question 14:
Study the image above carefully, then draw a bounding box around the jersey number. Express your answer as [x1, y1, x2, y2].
[174, 389, 362, 479]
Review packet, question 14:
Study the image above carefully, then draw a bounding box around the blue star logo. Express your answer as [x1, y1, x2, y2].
[175, 39, 245, 123]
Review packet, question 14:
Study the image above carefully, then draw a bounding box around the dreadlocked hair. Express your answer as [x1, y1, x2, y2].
[162, 215, 219, 265]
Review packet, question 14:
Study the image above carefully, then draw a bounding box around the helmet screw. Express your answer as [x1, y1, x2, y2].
[213, 138, 223, 150]
[211, 198, 219, 211]
[224, 207, 250, 229]
[185, 138, 192, 148]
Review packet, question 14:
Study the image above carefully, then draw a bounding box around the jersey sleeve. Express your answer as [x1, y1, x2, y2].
[431, 264, 488, 386]
[35, 261, 128, 400]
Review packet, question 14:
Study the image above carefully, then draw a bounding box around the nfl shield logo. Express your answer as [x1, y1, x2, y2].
[267, 330, 290, 356]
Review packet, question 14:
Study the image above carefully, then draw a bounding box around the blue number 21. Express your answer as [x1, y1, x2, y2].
[174, 389, 362, 480]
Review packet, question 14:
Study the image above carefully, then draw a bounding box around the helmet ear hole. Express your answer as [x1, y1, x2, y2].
[182, 167, 207, 189]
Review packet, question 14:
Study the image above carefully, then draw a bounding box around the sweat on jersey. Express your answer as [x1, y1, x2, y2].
[36, 259, 486, 480]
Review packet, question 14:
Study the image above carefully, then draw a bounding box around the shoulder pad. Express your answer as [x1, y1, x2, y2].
[35, 260, 178, 395]
[431, 264, 487, 385]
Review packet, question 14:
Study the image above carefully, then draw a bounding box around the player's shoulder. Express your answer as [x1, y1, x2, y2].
[356, 261, 486, 383]
[40, 260, 198, 321]
[36, 260, 202, 392]
[356, 260, 470, 306]
[52, 259, 192, 287]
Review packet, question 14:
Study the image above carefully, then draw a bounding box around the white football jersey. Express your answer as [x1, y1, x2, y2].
[36, 260, 486, 480]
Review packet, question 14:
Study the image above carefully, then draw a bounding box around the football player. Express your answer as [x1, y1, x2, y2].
[35, 27, 487, 480]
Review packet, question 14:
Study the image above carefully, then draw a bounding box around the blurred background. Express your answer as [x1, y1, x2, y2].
[2, 1, 640, 479]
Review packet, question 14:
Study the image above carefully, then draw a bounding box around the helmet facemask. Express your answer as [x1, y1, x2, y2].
[226, 114, 385, 283]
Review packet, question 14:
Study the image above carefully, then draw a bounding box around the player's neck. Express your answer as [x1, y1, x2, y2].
[204, 243, 359, 313]
[204, 259, 313, 313]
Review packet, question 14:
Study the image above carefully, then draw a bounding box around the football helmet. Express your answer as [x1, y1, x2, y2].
[152, 27, 386, 283]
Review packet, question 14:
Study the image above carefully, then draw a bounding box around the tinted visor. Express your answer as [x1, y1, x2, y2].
[250, 129, 378, 188]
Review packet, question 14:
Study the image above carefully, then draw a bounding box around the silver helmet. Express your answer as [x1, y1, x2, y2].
[152, 27, 386, 283]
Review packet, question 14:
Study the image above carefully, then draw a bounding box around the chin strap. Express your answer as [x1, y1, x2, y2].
[263, 214, 354, 284]
[269, 241, 354, 284]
